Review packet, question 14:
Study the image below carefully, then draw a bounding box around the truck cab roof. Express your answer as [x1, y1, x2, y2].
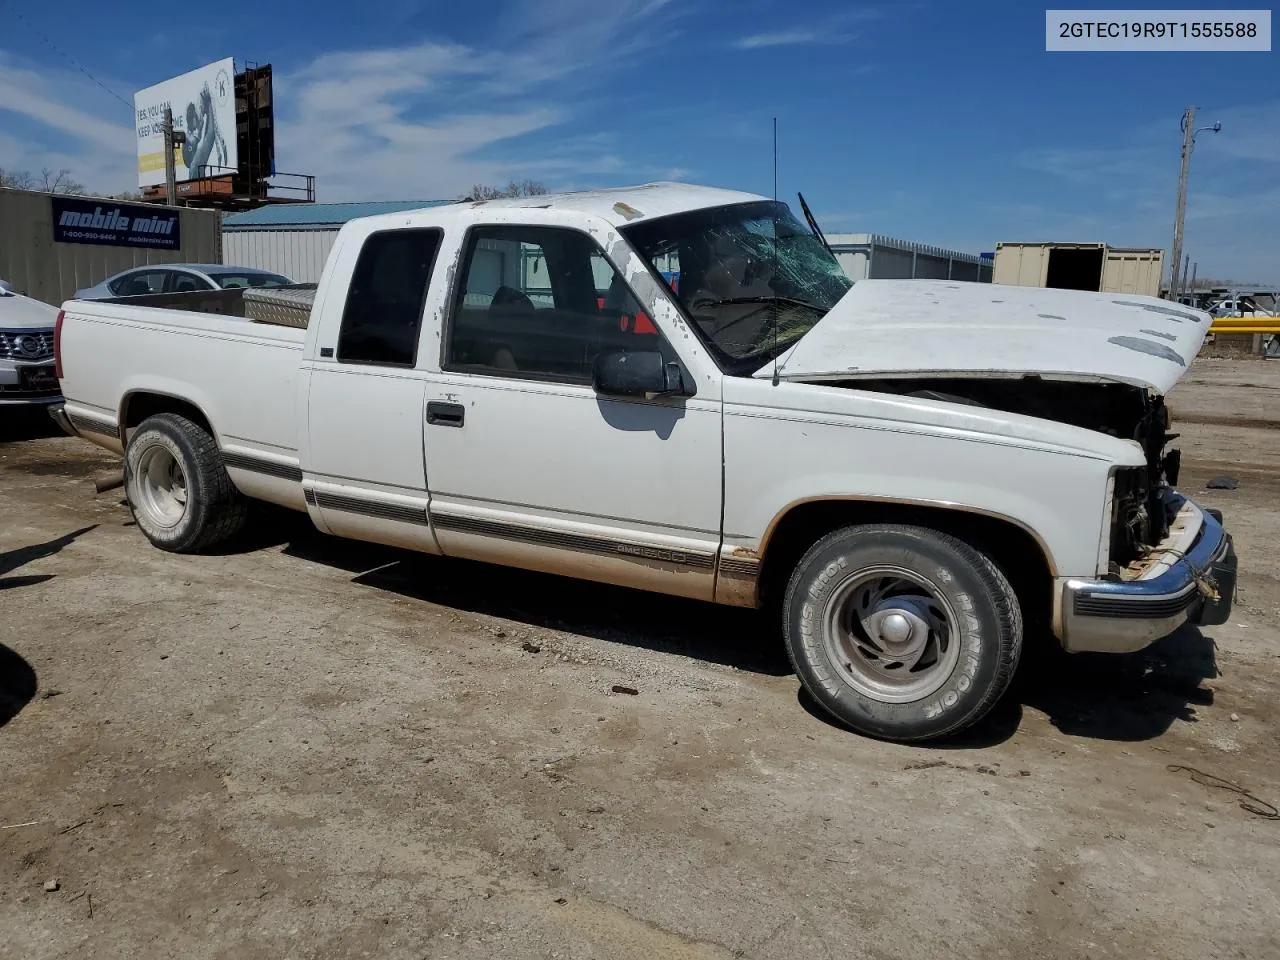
[364, 182, 768, 231]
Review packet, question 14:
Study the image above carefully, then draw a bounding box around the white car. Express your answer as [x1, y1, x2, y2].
[50, 183, 1236, 741]
[1208, 296, 1276, 318]
[0, 286, 59, 405]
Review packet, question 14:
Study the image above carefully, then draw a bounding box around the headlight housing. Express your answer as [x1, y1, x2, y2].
[1108, 465, 1152, 573]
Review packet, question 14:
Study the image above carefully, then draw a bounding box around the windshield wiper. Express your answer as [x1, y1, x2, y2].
[797, 191, 833, 258]
[690, 295, 827, 313]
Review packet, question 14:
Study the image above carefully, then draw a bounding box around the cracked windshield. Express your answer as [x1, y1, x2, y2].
[621, 200, 852, 371]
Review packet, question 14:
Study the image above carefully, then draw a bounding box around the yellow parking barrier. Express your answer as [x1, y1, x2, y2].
[1209, 317, 1280, 334]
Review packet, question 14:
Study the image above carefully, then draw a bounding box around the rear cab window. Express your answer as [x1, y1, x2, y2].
[336, 229, 442, 367]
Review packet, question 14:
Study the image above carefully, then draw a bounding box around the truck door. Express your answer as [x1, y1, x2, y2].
[421, 224, 722, 601]
[301, 227, 443, 553]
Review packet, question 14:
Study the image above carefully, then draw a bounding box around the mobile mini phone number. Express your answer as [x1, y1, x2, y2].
[1046, 10, 1271, 50]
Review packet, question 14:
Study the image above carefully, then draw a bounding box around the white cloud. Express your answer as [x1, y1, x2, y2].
[1199, 100, 1280, 164]
[736, 29, 824, 49]
[734, 8, 879, 49]
[0, 53, 134, 191]
[274, 0, 689, 200]
[0, 0, 692, 201]
[1017, 145, 1162, 184]
[1012, 103, 1280, 284]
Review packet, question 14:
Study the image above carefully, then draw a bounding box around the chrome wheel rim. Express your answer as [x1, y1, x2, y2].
[821, 565, 961, 703]
[135, 445, 188, 528]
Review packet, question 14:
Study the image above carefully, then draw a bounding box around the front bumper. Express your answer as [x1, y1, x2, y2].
[0, 359, 60, 405]
[1057, 496, 1236, 654]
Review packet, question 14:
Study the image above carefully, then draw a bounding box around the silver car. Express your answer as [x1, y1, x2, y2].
[0, 286, 60, 406]
[74, 264, 291, 300]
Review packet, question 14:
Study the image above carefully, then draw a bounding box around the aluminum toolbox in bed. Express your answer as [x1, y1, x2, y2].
[243, 285, 317, 329]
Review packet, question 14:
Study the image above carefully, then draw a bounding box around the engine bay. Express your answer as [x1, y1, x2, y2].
[838, 376, 1183, 571]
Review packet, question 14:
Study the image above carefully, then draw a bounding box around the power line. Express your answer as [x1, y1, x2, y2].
[0, 0, 133, 111]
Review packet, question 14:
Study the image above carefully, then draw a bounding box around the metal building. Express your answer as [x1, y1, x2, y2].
[826, 234, 993, 284]
[993, 242, 1164, 298]
[221, 200, 450, 283]
[0, 187, 221, 306]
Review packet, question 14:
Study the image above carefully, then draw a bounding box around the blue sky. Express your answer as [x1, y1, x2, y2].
[1, 0, 1276, 282]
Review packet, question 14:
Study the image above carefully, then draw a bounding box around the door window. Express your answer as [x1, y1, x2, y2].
[337, 228, 442, 367]
[445, 226, 667, 382]
[109, 270, 170, 296]
[165, 271, 214, 293]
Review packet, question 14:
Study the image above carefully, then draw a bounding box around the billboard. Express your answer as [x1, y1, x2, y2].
[134, 58, 237, 189]
[50, 196, 181, 250]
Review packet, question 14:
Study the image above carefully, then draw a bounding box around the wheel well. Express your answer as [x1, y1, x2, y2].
[758, 500, 1054, 629]
[120, 392, 214, 439]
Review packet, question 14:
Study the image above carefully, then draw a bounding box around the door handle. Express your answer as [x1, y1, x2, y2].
[427, 401, 465, 427]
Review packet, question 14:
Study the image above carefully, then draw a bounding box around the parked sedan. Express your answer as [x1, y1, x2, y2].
[74, 265, 291, 300]
[0, 287, 60, 406]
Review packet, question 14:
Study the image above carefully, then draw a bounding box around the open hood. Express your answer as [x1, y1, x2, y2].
[762, 279, 1212, 394]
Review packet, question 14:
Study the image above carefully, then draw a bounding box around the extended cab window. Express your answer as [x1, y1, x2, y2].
[337, 229, 441, 367]
[446, 226, 667, 382]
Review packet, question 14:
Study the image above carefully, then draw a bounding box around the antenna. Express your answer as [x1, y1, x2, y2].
[771, 116, 780, 386]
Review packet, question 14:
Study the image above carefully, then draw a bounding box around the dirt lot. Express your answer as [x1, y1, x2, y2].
[2, 358, 1279, 960]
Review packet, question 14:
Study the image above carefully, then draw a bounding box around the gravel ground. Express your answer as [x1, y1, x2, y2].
[1, 358, 1278, 960]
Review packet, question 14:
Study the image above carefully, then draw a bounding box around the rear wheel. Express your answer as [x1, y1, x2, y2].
[124, 413, 248, 553]
[783, 524, 1022, 741]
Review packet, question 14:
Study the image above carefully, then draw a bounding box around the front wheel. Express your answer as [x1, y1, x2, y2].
[783, 524, 1022, 741]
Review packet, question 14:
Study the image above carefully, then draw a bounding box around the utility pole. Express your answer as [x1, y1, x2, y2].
[1188, 261, 1198, 302]
[161, 107, 186, 207]
[1181, 254, 1191, 299]
[1167, 106, 1221, 299]
[1168, 106, 1195, 297]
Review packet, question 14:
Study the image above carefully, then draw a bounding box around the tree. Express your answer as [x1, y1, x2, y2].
[463, 179, 549, 201]
[0, 168, 35, 190]
[0, 166, 85, 194]
[39, 168, 85, 194]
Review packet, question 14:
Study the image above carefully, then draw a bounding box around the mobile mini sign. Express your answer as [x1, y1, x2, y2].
[50, 197, 182, 251]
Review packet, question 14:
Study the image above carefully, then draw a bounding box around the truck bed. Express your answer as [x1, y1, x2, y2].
[78, 284, 319, 329]
[57, 296, 307, 468]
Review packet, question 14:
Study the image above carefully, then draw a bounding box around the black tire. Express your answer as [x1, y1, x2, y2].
[123, 413, 248, 553]
[783, 524, 1022, 742]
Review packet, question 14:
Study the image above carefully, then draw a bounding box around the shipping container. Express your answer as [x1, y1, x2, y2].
[0, 187, 221, 306]
[993, 242, 1163, 298]
[1101, 247, 1165, 297]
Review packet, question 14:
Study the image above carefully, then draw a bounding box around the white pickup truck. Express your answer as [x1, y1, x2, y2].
[51, 183, 1236, 741]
